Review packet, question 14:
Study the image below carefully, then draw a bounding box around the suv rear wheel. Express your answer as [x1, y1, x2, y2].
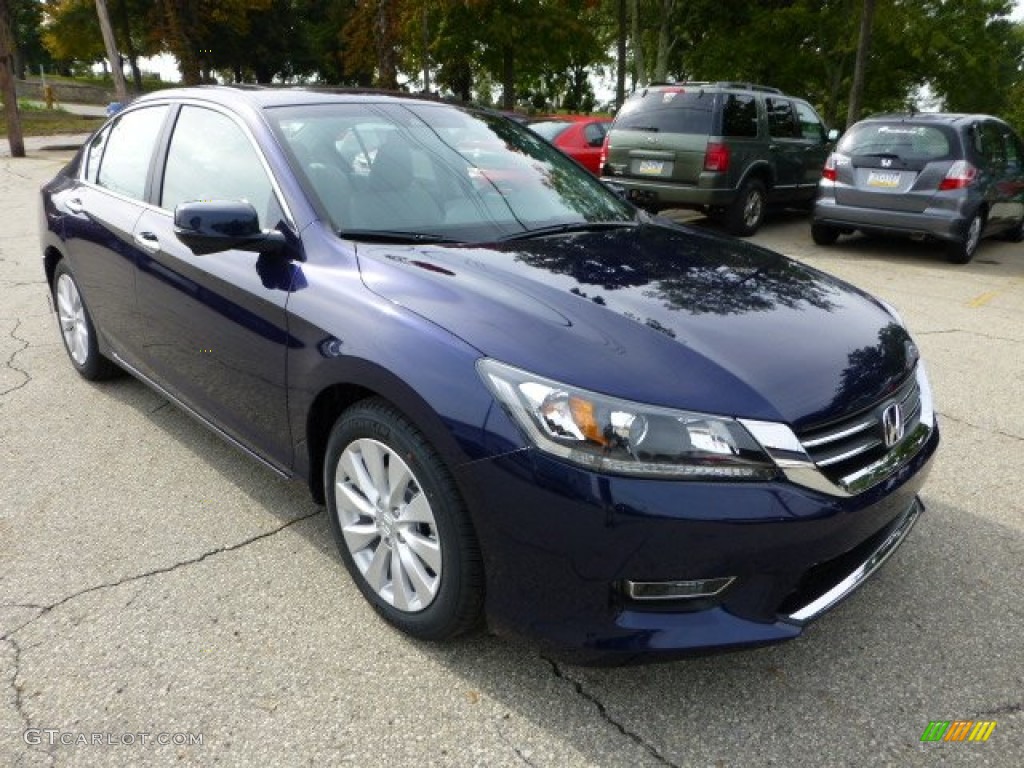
[811, 221, 840, 246]
[727, 179, 767, 236]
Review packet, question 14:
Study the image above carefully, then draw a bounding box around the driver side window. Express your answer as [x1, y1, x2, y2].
[161, 106, 283, 227]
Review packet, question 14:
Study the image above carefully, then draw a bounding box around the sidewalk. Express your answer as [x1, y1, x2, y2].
[0, 133, 91, 158]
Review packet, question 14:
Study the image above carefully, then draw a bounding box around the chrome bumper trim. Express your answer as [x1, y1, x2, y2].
[786, 497, 924, 624]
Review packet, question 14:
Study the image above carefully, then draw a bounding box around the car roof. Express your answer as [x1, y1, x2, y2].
[132, 84, 463, 111]
[860, 112, 1005, 126]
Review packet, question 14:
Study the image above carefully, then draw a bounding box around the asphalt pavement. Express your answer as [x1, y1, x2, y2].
[1, 145, 1021, 767]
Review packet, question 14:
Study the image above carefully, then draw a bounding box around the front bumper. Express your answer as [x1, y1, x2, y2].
[455, 420, 938, 663]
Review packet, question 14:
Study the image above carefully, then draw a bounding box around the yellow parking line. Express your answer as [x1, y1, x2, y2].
[966, 291, 997, 308]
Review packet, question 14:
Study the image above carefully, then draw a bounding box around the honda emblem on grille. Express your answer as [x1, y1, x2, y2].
[882, 403, 904, 448]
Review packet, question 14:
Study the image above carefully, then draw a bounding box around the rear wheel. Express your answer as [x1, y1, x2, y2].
[727, 179, 767, 237]
[324, 399, 484, 640]
[1000, 215, 1024, 243]
[947, 211, 984, 264]
[52, 261, 120, 380]
[811, 221, 840, 246]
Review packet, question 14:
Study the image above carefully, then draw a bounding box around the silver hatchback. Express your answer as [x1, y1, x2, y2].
[812, 113, 1024, 263]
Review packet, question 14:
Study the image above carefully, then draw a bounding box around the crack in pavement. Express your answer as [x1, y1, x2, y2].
[1, 510, 320, 643]
[542, 657, 679, 767]
[937, 410, 1023, 443]
[915, 328, 1023, 344]
[2, 319, 32, 398]
[975, 701, 1023, 718]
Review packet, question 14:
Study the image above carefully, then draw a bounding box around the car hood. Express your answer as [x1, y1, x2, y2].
[355, 223, 916, 429]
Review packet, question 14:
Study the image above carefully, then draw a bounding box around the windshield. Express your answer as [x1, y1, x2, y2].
[266, 102, 635, 242]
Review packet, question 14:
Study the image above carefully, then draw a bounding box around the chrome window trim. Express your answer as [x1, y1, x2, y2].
[76, 98, 297, 233]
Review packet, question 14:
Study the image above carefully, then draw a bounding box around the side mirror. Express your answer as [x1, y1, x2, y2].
[173, 200, 286, 256]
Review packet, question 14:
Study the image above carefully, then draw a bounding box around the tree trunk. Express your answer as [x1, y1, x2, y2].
[95, 0, 129, 103]
[421, 4, 430, 93]
[654, 0, 674, 83]
[846, 0, 875, 128]
[629, 0, 646, 87]
[0, 0, 24, 157]
[163, 0, 200, 85]
[375, 0, 398, 89]
[616, 0, 626, 107]
[114, 0, 143, 91]
[501, 46, 515, 110]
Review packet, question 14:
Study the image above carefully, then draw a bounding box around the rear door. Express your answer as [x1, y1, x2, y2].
[832, 121, 957, 212]
[606, 87, 716, 184]
[764, 97, 804, 200]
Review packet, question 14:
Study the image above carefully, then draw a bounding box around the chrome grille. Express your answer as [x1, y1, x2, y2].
[797, 375, 922, 485]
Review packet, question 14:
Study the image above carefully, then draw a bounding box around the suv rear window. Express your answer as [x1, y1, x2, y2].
[838, 122, 955, 161]
[614, 88, 714, 134]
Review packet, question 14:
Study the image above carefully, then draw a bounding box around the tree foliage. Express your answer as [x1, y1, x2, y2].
[26, 0, 1024, 130]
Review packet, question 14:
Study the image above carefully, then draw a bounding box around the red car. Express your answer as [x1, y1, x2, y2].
[526, 115, 611, 174]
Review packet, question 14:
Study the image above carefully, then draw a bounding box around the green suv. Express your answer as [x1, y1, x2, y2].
[601, 82, 833, 235]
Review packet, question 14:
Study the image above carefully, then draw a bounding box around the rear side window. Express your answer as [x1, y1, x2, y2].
[766, 98, 799, 138]
[838, 123, 955, 161]
[92, 106, 169, 200]
[722, 94, 758, 138]
[614, 89, 714, 134]
[794, 102, 826, 142]
[583, 122, 607, 146]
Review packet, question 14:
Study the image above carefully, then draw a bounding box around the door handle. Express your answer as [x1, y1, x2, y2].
[66, 198, 84, 214]
[133, 231, 161, 252]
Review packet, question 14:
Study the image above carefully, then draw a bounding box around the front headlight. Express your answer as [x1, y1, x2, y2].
[478, 359, 778, 479]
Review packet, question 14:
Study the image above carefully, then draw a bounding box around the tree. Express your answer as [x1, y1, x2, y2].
[95, 0, 128, 102]
[0, 0, 25, 157]
[846, 0, 875, 126]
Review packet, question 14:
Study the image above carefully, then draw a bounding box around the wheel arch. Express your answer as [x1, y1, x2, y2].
[738, 161, 775, 192]
[300, 358, 482, 505]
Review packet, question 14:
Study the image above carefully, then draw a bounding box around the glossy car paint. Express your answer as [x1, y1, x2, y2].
[40, 88, 938, 662]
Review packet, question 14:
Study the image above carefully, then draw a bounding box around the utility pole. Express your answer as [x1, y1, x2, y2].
[0, 0, 25, 157]
[95, 0, 129, 104]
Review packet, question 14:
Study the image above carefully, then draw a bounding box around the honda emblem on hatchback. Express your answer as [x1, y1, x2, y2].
[881, 158, 893, 168]
[882, 403, 904, 447]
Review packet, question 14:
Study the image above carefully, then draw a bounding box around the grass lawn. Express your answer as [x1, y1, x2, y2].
[1, 107, 104, 137]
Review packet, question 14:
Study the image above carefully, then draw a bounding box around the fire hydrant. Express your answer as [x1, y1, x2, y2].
[43, 84, 56, 109]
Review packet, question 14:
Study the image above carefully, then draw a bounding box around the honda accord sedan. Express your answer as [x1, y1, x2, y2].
[40, 87, 938, 662]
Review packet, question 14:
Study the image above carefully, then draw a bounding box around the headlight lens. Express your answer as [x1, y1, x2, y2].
[478, 359, 778, 479]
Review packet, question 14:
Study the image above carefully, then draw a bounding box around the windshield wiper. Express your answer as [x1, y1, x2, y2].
[338, 229, 462, 244]
[498, 221, 640, 242]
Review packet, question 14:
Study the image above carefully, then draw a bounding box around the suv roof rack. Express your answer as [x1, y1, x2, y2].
[711, 82, 783, 94]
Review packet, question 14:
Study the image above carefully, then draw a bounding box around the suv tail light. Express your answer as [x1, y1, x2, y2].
[599, 134, 610, 174]
[939, 160, 977, 191]
[822, 154, 838, 182]
[704, 141, 729, 172]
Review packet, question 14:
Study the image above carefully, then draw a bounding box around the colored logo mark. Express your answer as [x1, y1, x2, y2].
[920, 720, 997, 742]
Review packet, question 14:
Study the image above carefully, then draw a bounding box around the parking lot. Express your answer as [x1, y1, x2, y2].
[2, 146, 1021, 767]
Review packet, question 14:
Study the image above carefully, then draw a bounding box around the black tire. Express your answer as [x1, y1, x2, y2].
[726, 178, 767, 237]
[1000, 216, 1024, 243]
[811, 221, 840, 246]
[324, 398, 484, 640]
[51, 261, 120, 381]
[946, 210, 984, 264]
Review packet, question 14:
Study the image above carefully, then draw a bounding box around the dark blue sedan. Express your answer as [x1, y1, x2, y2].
[40, 87, 938, 662]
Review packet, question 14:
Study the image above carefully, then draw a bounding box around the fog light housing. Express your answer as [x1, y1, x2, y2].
[624, 577, 735, 601]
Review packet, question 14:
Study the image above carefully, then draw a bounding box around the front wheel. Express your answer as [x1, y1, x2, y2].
[52, 261, 120, 380]
[947, 211, 984, 264]
[727, 179, 767, 237]
[324, 399, 483, 640]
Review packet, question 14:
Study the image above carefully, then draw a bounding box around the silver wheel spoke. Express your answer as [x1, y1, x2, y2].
[56, 275, 89, 365]
[386, 462, 412, 508]
[341, 521, 379, 553]
[401, 530, 441, 574]
[400, 494, 433, 524]
[397, 541, 435, 602]
[340, 447, 379, 507]
[360, 441, 389, 502]
[391, 546, 413, 610]
[336, 479, 377, 522]
[363, 542, 391, 592]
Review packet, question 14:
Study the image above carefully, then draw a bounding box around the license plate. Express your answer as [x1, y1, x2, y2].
[636, 159, 666, 176]
[867, 170, 901, 188]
